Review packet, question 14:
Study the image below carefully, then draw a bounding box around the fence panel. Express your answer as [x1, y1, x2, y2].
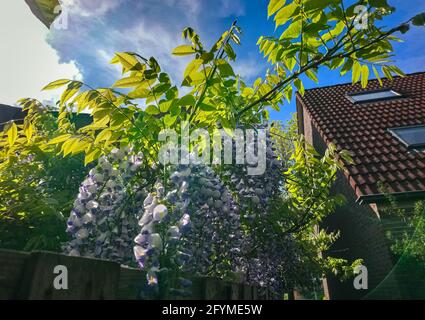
[0, 249, 267, 300]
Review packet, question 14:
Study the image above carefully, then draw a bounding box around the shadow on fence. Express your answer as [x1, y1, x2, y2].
[0, 249, 270, 300]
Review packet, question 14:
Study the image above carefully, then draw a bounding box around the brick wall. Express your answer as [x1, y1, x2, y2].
[298, 102, 403, 299]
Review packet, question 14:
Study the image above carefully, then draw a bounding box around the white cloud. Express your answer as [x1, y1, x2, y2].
[61, 0, 123, 18]
[43, 0, 248, 98]
[0, 0, 82, 106]
[96, 49, 122, 79]
[218, 0, 246, 17]
[113, 21, 190, 84]
[233, 57, 264, 82]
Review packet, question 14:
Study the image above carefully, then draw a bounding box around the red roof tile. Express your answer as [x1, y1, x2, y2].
[297, 72, 425, 200]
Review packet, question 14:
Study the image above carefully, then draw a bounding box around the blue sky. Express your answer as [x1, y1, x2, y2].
[1, 0, 424, 123]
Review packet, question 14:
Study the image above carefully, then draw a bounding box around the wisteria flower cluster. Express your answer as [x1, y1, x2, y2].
[64, 128, 299, 299]
[64, 147, 146, 265]
[133, 173, 192, 293]
[218, 126, 300, 298]
[133, 163, 245, 295]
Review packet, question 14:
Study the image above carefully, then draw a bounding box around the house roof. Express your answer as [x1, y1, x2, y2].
[0, 104, 92, 131]
[296, 71, 425, 203]
[0, 105, 26, 131]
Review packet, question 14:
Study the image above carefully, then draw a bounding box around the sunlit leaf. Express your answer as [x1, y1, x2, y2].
[145, 105, 160, 115]
[5, 122, 18, 146]
[268, 0, 286, 17]
[274, 2, 298, 27]
[42, 79, 71, 91]
[361, 65, 369, 88]
[48, 134, 72, 145]
[352, 61, 362, 83]
[172, 45, 196, 56]
[112, 76, 143, 88]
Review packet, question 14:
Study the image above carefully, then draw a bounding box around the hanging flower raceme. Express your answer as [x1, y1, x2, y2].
[217, 125, 300, 298]
[133, 166, 193, 295]
[64, 147, 147, 265]
[133, 163, 245, 293]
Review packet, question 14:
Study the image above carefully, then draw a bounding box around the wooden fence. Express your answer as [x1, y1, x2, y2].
[0, 249, 269, 300]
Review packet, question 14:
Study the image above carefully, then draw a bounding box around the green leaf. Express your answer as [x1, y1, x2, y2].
[284, 85, 293, 102]
[114, 52, 143, 72]
[24, 122, 34, 141]
[128, 86, 150, 99]
[184, 59, 203, 78]
[220, 117, 234, 137]
[70, 139, 90, 155]
[389, 65, 405, 77]
[60, 81, 82, 106]
[361, 65, 369, 88]
[112, 76, 143, 88]
[412, 12, 425, 26]
[304, 0, 342, 12]
[372, 66, 383, 86]
[145, 105, 160, 115]
[241, 87, 254, 97]
[216, 59, 235, 77]
[199, 102, 216, 112]
[48, 133, 72, 145]
[6, 122, 18, 146]
[159, 99, 176, 113]
[25, 0, 61, 28]
[178, 95, 196, 107]
[230, 33, 241, 45]
[340, 59, 353, 76]
[369, 0, 389, 8]
[159, 72, 170, 83]
[199, 52, 214, 64]
[61, 138, 77, 157]
[280, 19, 302, 39]
[352, 61, 362, 83]
[94, 129, 112, 145]
[268, 0, 286, 17]
[224, 43, 236, 60]
[164, 114, 177, 127]
[294, 79, 305, 96]
[274, 3, 298, 27]
[304, 22, 330, 35]
[172, 45, 196, 56]
[85, 149, 101, 166]
[399, 23, 410, 34]
[306, 69, 319, 83]
[42, 79, 71, 91]
[382, 65, 393, 80]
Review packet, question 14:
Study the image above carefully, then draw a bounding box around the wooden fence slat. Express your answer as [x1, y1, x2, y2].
[117, 266, 146, 300]
[0, 250, 266, 300]
[0, 250, 29, 299]
[18, 251, 120, 300]
[204, 277, 230, 300]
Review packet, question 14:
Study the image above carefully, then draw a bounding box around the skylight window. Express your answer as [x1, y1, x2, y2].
[389, 125, 425, 150]
[347, 89, 402, 104]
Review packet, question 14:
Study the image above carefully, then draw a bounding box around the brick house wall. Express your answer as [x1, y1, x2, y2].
[297, 100, 403, 299]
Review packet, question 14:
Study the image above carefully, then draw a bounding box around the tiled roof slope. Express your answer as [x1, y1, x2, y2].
[297, 72, 425, 201]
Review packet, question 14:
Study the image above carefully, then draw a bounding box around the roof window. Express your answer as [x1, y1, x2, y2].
[347, 89, 402, 104]
[389, 125, 425, 150]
